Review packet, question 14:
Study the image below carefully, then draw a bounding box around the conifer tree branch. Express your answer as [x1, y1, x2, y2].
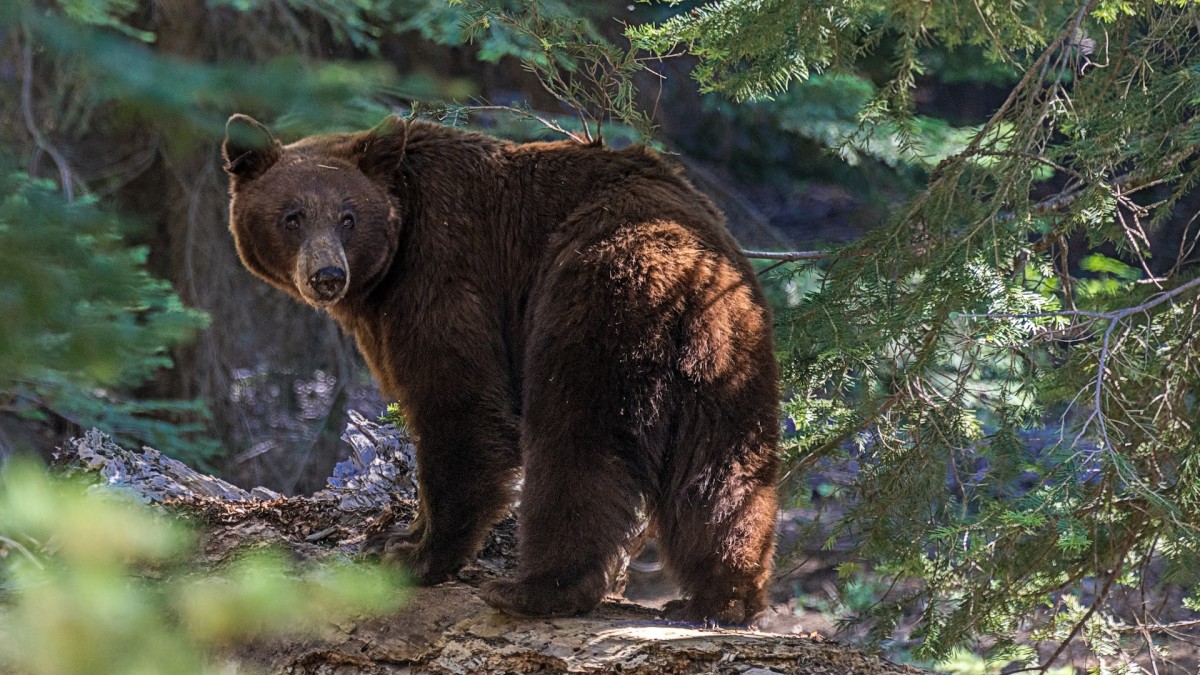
[957, 275, 1200, 323]
[959, 274, 1200, 473]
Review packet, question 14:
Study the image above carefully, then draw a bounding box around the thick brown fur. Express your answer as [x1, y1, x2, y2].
[222, 114, 780, 625]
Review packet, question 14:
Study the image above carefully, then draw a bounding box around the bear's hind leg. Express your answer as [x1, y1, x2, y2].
[656, 434, 778, 626]
[481, 419, 646, 618]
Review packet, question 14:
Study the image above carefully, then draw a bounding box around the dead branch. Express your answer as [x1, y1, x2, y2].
[20, 29, 80, 202]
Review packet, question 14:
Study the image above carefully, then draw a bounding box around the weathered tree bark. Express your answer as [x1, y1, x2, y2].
[58, 429, 925, 675]
[233, 588, 925, 674]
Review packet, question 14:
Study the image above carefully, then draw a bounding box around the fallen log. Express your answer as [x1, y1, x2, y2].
[56, 424, 925, 674]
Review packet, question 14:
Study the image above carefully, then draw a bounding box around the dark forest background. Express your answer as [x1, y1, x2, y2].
[7, 1, 1200, 669]
[0, 0, 997, 493]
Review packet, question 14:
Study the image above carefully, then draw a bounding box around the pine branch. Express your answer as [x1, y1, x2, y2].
[958, 274, 1200, 492]
[956, 275, 1200, 323]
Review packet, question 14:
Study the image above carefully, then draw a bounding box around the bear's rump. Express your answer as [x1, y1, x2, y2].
[519, 210, 776, 488]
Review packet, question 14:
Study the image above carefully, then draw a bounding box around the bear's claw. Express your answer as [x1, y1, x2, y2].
[366, 536, 458, 585]
[481, 575, 605, 619]
[660, 597, 757, 627]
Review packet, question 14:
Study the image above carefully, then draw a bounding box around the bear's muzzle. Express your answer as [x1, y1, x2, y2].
[294, 232, 350, 305]
[308, 266, 348, 302]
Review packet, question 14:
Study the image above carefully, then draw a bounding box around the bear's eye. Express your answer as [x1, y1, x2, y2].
[340, 213, 356, 229]
[281, 211, 301, 230]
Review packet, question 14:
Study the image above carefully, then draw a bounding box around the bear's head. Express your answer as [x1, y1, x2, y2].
[222, 114, 405, 308]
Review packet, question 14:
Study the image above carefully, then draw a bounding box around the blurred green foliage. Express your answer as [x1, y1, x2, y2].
[708, 73, 975, 172]
[0, 0, 455, 465]
[934, 649, 1074, 675]
[15, 4, 430, 139]
[0, 173, 200, 385]
[0, 170, 216, 463]
[0, 460, 407, 674]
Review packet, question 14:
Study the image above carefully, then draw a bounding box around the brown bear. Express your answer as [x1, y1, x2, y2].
[221, 114, 780, 625]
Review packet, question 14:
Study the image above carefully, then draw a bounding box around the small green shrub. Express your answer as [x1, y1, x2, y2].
[0, 460, 408, 674]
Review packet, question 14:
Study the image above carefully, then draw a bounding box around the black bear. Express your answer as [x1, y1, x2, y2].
[222, 114, 780, 624]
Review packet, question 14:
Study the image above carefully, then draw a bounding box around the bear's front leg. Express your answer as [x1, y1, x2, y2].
[369, 393, 521, 584]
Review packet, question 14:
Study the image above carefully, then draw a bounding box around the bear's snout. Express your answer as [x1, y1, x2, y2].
[294, 233, 350, 305]
[308, 266, 348, 301]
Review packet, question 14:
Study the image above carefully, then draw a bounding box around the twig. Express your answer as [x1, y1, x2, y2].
[741, 130, 1193, 268]
[0, 535, 44, 570]
[458, 105, 590, 144]
[754, 259, 792, 276]
[1114, 618, 1200, 634]
[742, 249, 832, 261]
[960, 274, 1200, 494]
[20, 29, 79, 201]
[1004, 565, 1126, 675]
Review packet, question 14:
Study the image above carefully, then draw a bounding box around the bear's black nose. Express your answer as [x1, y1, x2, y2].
[308, 266, 347, 300]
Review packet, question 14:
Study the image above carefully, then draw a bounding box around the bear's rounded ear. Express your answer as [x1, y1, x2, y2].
[356, 115, 409, 181]
[223, 114, 281, 180]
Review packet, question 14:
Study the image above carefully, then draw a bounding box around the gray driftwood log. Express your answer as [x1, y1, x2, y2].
[58, 425, 925, 675]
